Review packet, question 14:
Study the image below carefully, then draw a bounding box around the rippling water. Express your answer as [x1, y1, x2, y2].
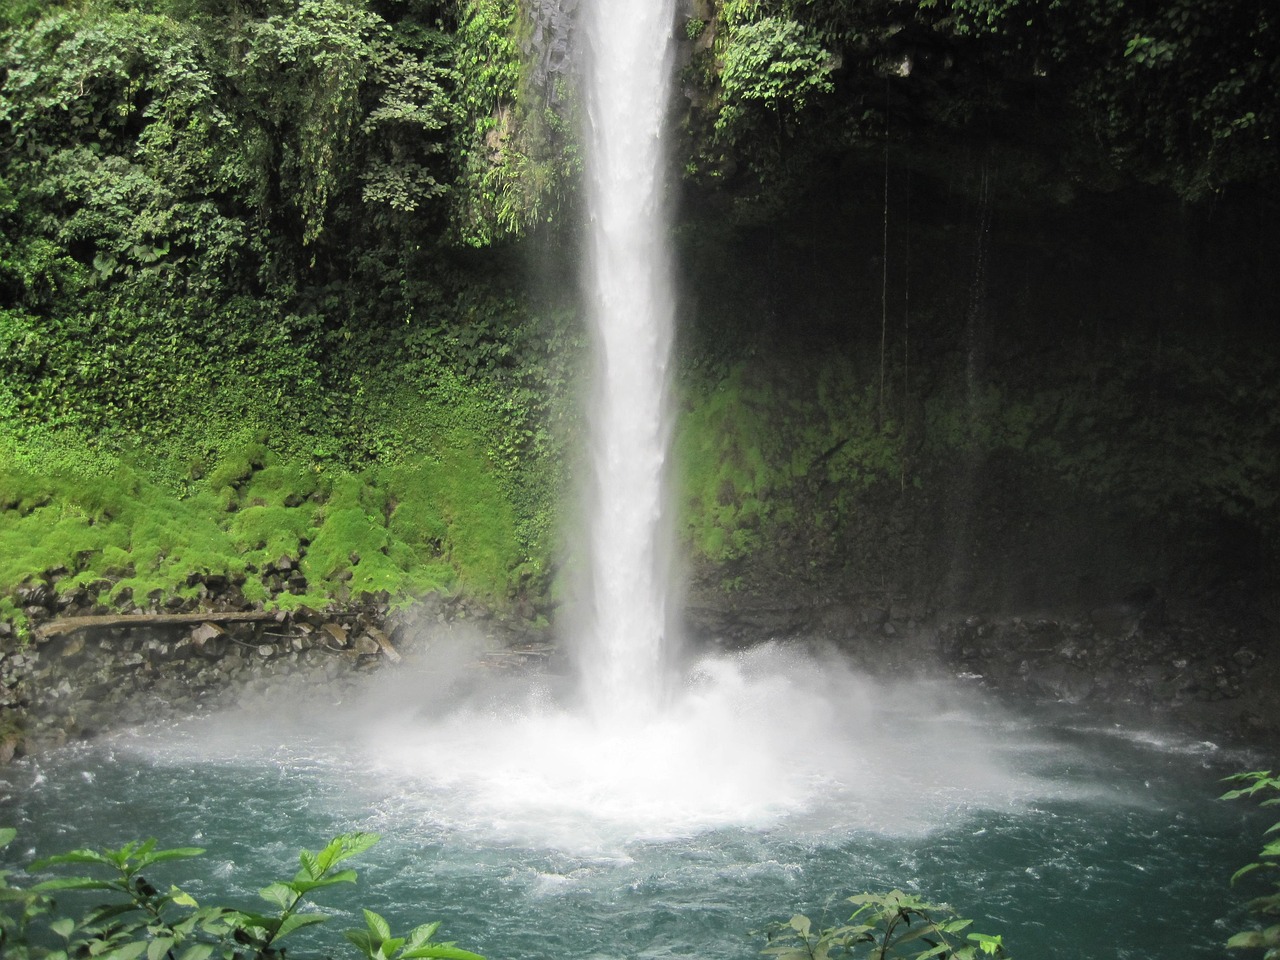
[0, 643, 1266, 959]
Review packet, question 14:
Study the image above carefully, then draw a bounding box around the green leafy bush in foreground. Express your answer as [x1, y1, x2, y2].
[0, 830, 483, 960]
[760, 890, 1007, 959]
[1223, 771, 1280, 956]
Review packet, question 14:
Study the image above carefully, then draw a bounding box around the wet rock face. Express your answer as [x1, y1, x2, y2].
[3, 561, 1274, 756]
[684, 588, 1279, 744]
[933, 609, 1263, 708]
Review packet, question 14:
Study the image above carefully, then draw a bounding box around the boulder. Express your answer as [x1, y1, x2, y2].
[321, 623, 349, 647]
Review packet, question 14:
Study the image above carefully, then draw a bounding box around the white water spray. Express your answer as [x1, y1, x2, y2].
[126, 2, 1053, 854]
[579, 0, 680, 723]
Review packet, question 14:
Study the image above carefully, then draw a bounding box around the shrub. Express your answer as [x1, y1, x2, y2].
[0, 829, 483, 960]
[1223, 771, 1280, 956]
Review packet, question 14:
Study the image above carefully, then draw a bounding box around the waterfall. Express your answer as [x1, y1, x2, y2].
[579, 0, 679, 723]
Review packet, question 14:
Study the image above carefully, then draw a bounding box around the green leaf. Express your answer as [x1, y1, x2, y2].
[892, 922, 942, 948]
[299, 851, 323, 880]
[169, 886, 198, 908]
[51, 916, 76, 939]
[1248, 892, 1280, 913]
[1228, 930, 1266, 948]
[365, 910, 393, 941]
[400, 946, 486, 960]
[125, 840, 158, 865]
[258, 881, 299, 910]
[788, 915, 811, 938]
[30, 849, 116, 870]
[405, 921, 442, 950]
[0, 828, 16, 848]
[311, 832, 379, 875]
[98, 942, 149, 960]
[969, 932, 1005, 955]
[1232, 863, 1266, 885]
[135, 848, 205, 870]
[289, 870, 358, 894]
[224, 909, 274, 936]
[272, 911, 328, 941]
[346, 929, 379, 957]
[147, 937, 175, 960]
[84, 902, 144, 925]
[31, 877, 120, 893]
[176, 945, 214, 960]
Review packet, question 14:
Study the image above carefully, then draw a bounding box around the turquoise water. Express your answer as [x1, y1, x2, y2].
[0, 645, 1268, 959]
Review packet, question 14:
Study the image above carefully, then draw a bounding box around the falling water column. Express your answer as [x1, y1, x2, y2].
[580, 0, 679, 724]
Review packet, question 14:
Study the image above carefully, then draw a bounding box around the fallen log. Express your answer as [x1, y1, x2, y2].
[33, 611, 280, 640]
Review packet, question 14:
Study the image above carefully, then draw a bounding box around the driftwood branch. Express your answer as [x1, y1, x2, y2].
[34, 611, 280, 640]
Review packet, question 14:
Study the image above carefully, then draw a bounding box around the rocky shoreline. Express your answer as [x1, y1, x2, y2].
[685, 589, 1280, 748]
[0, 570, 547, 759]
[2, 569, 1277, 760]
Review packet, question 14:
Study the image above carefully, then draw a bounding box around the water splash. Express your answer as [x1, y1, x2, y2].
[106, 644, 1073, 854]
[578, 0, 679, 723]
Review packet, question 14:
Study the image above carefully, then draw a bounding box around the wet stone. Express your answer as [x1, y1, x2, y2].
[17, 584, 53, 607]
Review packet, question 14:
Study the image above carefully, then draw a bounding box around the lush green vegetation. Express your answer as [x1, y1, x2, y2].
[2, 0, 1277, 628]
[761, 890, 1006, 959]
[679, 0, 1280, 214]
[0, 828, 1009, 960]
[0, 0, 587, 628]
[0, 830, 483, 960]
[674, 358, 900, 573]
[1223, 771, 1280, 956]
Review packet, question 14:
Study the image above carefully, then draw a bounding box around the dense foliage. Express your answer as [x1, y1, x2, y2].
[0, 0, 588, 629]
[679, 0, 1280, 211]
[1, 0, 1277, 628]
[0, 830, 483, 960]
[1223, 772, 1280, 957]
[761, 890, 1007, 959]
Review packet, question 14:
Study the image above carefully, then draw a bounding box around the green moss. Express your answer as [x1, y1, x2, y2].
[386, 446, 520, 600]
[305, 507, 393, 583]
[97, 545, 134, 578]
[241, 578, 269, 605]
[0, 416, 539, 632]
[207, 442, 275, 493]
[205, 442, 278, 510]
[0, 462, 246, 623]
[324, 473, 377, 512]
[240, 464, 322, 508]
[228, 504, 317, 555]
[675, 365, 779, 561]
[106, 498, 241, 603]
[673, 356, 909, 572]
[0, 506, 112, 589]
